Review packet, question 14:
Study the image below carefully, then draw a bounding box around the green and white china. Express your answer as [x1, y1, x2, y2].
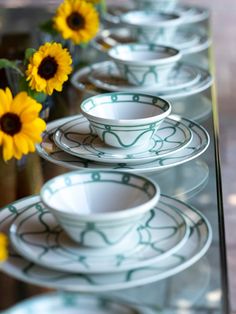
[3, 292, 139, 314]
[133, 0, 177, 11]
[36, 116, 210, 173]
[92, 28, 211, 56]
[108, 44, 181, 86]
[71, 61, 212, 100]
[40, 170, 160, 248]
[88, 61, 200, 93]
[0, 195, 212, 292]
[54, 115, 192, 164]
[104, 4, 209, 26]
[80, 92, 171, 149]
[9, 199, 189, 273]
[120, 11, 182, 44]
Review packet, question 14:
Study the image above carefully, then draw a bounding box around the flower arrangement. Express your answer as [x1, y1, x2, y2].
[40, 0, 101, 67]
[0, 42, 73, 162]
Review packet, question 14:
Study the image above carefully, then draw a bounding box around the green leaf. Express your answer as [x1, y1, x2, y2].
[25, 48, 36, 62]
[40, 20, 58, 36]
[0, 59, 24, 76]
[99, 0, 107, 13]
[18, 77, 28, 92]
[32, 91, 47, 103]
[18, 77, 47, 103]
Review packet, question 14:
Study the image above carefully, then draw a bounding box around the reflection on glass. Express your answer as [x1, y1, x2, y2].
[148, 159, 209, 201]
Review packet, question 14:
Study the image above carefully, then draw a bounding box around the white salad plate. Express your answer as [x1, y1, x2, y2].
[9, 199, 189, 274]
[92, 28, 211, 56]
[53, 115, 192, 164]
[71, 61, 212, 100]
[2, 292, 139, 314]
[36, 116, 209, 173]
[88, 61, 201, 93]
[0, 195, 212, 292]
[103, 4, 209, 25]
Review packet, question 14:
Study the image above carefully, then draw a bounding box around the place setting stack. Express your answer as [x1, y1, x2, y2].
[0, 0, 214, 311]
[71, 0, 212, 108]
[1, 90, 212, 293]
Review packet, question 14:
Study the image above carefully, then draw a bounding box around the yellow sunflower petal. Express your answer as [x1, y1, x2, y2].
[26, 42, 72, 95]
[0, 131, 3, 145]
[13, 133, 29, 155]
[53, 0, 99, 45]
[0, 90, 46, 161]
[2, 134, 14, 162]
[12, 141, 23, 160]
[0, 89, 11, 114]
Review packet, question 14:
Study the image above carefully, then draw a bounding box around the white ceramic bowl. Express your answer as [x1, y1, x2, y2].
[133, 0, 178, 11]
[108, 43, 181, 86]
[40, 170, 160, 249]
[80, 92, 171, 149]
[120, 11, 182, 44]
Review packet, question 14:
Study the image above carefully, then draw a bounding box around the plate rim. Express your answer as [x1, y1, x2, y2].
[9, 200, 190, 274]
[0, 194, 212, 292]
[53, 115, 193, 164]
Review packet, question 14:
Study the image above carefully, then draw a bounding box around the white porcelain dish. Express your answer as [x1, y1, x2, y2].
[0, 195, 212, 292]
[2, 292, 138, 314]
[133, 0, 177, 11]
[40, 170, 160, 248]
[88, 61, 200, 93]
[71, 61, 213, 100]
[120, 11, 183, 44]
[36, 116, 210, 173]
[92, 28, 211, 56]
[80, 92, 171, 149]
[108, 44, 181, 86]
[103, 4, 209, 26]
[54, 115, 192, 164]
[9, 199, 189, 273]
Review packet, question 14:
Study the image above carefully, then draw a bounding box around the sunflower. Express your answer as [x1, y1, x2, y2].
[0, 88, 46, 162]
[26, 42, 72, 95]
[0, 233, 8, 262]
[53, 0, 99, 45]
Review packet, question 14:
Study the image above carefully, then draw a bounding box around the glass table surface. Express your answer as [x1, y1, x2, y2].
[0, 3, 229, 314]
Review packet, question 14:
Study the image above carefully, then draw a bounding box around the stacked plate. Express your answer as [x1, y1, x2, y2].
[71, 60, 213, 101]
[102, 3, 209, 26]
[1, 192, 212, 292]
[37, 113, 209, 174]
[92, 27, 211, 58]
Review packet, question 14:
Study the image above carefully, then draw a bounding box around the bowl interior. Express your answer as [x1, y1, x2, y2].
[81, 94, 170, 122]
[42, 172, 157, 216]
[86, 101, 164, 120]
[108, 44, 179, 63]
[121, 11, 180, 26]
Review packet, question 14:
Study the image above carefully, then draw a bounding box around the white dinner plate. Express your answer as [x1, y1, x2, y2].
[0, 194, 212, 292]
[36, 116, 210, 173]
[92, 28, 211, 56]
[71, 61, 212, 100]
[9, 199, 189, 273]
[103, 4, 209, 25]
[54, 115, 192, 164]
[3, 292, 139, 314]
[88, 61, 201, 93]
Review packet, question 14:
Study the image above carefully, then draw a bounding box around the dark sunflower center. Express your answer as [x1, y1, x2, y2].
[67, 12, 85, 30]
[38, 56, 58, 80]
[0, 113, 22, 136]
